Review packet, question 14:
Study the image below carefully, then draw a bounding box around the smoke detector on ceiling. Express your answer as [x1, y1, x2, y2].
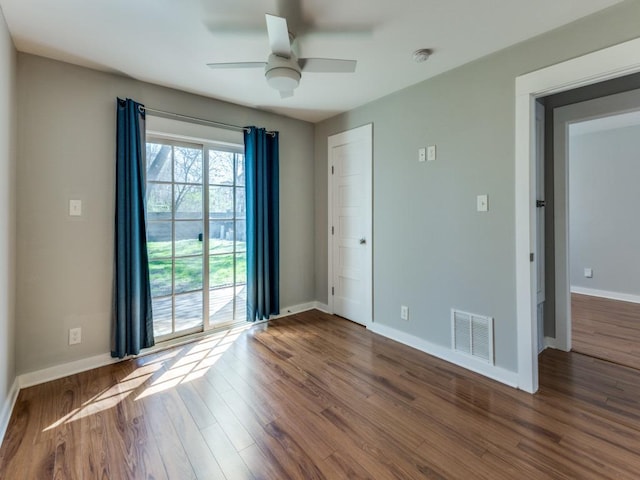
[413, 49, 433, 63]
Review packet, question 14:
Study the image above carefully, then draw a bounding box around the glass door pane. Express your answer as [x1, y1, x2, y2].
[147, 141, 204, 340]
[209, 150, 246, 327]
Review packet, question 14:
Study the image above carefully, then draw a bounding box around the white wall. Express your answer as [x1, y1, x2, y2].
[569, 123, 640, 297]
[0, 5, 17, 435]
[16, 54, 315, 375]
[315, 1, 640, 374]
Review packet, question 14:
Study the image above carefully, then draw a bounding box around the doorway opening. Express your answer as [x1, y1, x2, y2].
[515, 36, 640, 393]
[542, 95, 640, 371]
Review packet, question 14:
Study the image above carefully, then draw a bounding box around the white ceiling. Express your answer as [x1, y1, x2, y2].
[0, 0, 624, 123]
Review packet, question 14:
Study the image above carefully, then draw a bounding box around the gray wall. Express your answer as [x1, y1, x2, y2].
[569, 125, 640, 296]
[0, 6, 17, 418]
[314, 0, 640, 373]
[16, 54, 315, 374]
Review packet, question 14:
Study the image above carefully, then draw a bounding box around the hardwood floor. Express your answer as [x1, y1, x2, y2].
[2, 310, 640, 479]
[572, 293, 640, 370]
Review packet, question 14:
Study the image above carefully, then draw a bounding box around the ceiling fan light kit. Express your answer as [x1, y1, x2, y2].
[265, 67, 300, 96]
[265, 53, 301, 96]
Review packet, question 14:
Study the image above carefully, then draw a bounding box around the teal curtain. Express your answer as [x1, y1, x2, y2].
[244, 127, 280, 321]
[112, 98, 154, 358]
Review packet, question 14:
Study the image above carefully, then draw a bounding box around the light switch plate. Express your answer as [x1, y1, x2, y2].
[69, 199, 82, 217]
[477, 195, 488, 212]
[427, 145, 436, 161]
[584, 268, 593, 278]
[418, 147, 426, 162]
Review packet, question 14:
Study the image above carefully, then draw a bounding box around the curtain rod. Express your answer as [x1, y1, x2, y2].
[143, 106, 276, 136]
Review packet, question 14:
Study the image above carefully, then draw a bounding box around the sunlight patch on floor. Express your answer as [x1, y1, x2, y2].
[42, 324, 252, 432]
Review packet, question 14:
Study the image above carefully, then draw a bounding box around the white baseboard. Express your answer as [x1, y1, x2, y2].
[367, 322, 519, 389]
[571, 286, 640, 305]
[274, 301, 319, 318]
[313, 302, 329, 313]
[0, 377, 20, 446]
[18, 353, 119, 389]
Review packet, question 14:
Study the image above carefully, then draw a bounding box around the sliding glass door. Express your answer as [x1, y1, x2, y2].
[146, 138, 246, 341]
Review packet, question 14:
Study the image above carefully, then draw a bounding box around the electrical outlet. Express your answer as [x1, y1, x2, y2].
[400, 305, 409, 321]
[418, 147, 426, 162]
[69, 327, 82, 345]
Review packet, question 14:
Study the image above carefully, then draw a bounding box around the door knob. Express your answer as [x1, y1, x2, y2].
[359, 238, 366, 245]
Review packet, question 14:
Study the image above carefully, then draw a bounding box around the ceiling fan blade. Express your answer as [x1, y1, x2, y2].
[280, 90, 294, 99]
[265, 14, 292, 58]
[299, 58, 357, 73]
[207, 62, 267, 69]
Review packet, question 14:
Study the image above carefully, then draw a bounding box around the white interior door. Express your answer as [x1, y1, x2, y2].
[328, 124, 372, 325]
[535, 102, 546, 352]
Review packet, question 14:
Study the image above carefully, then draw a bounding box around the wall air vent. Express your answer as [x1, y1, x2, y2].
[451, 309, 494, 364]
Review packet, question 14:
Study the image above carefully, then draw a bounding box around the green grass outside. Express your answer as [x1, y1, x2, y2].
[148, 239, 246, 296]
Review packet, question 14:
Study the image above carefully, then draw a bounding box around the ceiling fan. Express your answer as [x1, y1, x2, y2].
[207, 14, 357, 98]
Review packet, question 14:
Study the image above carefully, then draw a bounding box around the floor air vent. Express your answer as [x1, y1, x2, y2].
[451, 309, 494, 364]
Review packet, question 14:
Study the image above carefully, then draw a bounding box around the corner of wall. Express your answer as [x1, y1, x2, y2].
[0, 2, 18, 448]
[0, 377, 19, 446]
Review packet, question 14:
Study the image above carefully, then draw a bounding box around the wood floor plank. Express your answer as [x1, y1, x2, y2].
[138, 392, 196, 480]
[0, 395, 33, 477]
[159, 388, 226, 479]
[572, 293, 640, 369]
[201, 422, 255, 480]
[78, 367, 117, 480]
[0, 393, 56, 479]
[3, 310, 640, 479]
[212, 352, 281, 426]
[217, 384, 325, 480]
[319, 404, 425, 479]
[52, 375, 84, 480]
[238, 443, 290, 480]
[175, 382, 217, 430]
[321, 450, 378, 480]
[190, 375, 255, 452]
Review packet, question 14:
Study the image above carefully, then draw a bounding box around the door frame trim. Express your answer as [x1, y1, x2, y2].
[327, 123, 373, 324]
[515, 36, 640, 393]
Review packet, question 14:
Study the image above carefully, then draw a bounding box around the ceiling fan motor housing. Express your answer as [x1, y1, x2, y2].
[265, 53, 301, 92]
